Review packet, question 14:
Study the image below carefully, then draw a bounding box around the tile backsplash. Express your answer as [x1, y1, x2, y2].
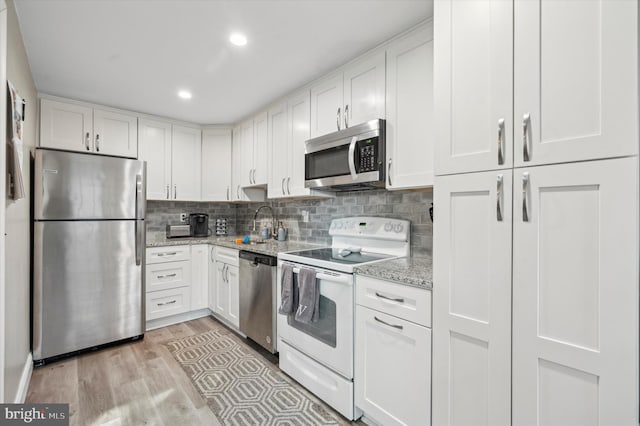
[147, 188, 433, 256]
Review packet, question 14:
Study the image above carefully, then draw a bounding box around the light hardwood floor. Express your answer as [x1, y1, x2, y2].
[27, 316, 224, 426]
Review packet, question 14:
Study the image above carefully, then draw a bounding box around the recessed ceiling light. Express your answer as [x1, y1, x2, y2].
[229, 33, 247, 46]
[178, 90, 192, 100]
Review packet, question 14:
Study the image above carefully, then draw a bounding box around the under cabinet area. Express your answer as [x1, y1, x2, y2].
[355, 275, 432, 426]
[209, 246, 240, 329]
[40, 97, 138, 158]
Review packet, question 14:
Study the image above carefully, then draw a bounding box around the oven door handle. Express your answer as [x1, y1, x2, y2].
[291, 267, 352, 285]
[348, 136, 358, 180]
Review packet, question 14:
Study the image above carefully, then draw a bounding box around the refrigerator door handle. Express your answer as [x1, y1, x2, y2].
[135, 220, 143, 266]
[135, 174, 144, 219]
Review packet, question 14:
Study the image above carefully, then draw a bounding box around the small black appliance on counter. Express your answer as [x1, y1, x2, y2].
[190, 213, 209, 237]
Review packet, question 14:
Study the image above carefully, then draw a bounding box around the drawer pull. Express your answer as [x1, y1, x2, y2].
[157, 252, 178, 257]
[374, 316, 403, 330]
[156, 273, 177, 279]
[157, 300, 177, 306]
[375, 292, 404, 303]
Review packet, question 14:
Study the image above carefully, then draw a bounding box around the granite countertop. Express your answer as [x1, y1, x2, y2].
[146, 231, 321, 257]
[354, 254, 433, 290]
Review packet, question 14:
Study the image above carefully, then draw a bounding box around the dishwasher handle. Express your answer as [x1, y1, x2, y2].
[239, 250, 277, 266]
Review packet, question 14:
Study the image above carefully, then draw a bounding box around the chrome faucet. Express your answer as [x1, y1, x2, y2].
[253, 205, 277, 238]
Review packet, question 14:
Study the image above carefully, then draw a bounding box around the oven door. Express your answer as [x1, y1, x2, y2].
[276, 261, 354, 379]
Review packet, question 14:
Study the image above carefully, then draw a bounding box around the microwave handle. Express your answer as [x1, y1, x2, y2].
[348, 136, 358, 180]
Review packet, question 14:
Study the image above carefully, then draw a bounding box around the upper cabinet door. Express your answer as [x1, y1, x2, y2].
[252, 112, 268, 186]
[230, 126, 244, 201]
[514, 0, 638, 167]
[138, 119, 172, 200]
[240, 119, 254, 187]
[202, 128, 232, 202]
[310, 73, 344, 138]
[434, 0, 513, 175]
[267, 101, 289, 199]
[171, 125, 201, 201]
[386, 23, 434, 190]
[512, 158, 638, 425]
[343, 51, 386, 128]
[287, 89, 312, 197]
[40, 98, 93, 153]
[93, 109, 138, 158]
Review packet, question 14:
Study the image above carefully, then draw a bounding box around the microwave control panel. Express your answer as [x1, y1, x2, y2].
[357, 138, 378, 172]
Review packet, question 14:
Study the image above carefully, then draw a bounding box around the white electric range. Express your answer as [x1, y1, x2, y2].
[276, 217, 410, 420]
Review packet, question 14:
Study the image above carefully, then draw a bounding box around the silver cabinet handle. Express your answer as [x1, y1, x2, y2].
[95, 134, 100, 152]
[496, 174, 503, 222]
[166, 185, 169, 199]
[387, 159, 392, 186]
[157, 252, 177, 257]
[226, 186, 230, 201]
[374, 316, 403, 330]
[497, 118, 505, 165]
[174, 185, 177, 199]
[344, 104, 349, 128]
[157, 300, 177, 306]
[157, 273, 177, 279]
[336, 107, 341, 131]
[522, 172, 530, 222]
[281, 177, 285, 195]
[224, 264, 229, 283]
[237, 185, 240, 199]
[522, 113, 530, 162]
[210, 249, 215, 262]
[375, 292, 404, 303]
[287, 177, 291, 195]
[85, 132, 91, 151]
[253, 169, 257, 184]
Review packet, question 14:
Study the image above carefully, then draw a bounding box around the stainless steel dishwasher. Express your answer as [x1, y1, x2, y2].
[239, 250, 278, 353]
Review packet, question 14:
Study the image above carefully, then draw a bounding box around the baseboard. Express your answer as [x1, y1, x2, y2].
[145, 308, 212, 331]
[14, 352, 33, 403]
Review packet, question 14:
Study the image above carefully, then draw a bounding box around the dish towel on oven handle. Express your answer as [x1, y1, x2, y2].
[295, 267, 319, 323]
[278, 263, 294, 315]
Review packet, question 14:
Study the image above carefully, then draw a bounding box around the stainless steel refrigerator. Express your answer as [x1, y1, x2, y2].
[32, 148, 146, 364]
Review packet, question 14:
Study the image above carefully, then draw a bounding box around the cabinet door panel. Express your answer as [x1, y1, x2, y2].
[433, 170, 512, 426]
[268, 102, 289, 199]
[434, 0, 513, 175]
[40, 99, 93, 152]
[138, 119, 172, 200]
[171, 125, 201, 201]
[253, 112, 268, 185]
[386, 23, 434, 189]
[512, 159, 638, 425]
[202, 128, 232, 202]
[240, 120, 254, 187]
[214, 262, 228, 316]
[227, 265, 240, 328]
[93, 109, 137, 158]
[310, 73, 343, 138]
[287, 89, 311, 197]
[343, 51, 385, 128]
[190, 244, 208, 311]
[208, 246, 216, 311]
[514, 0, 638, 166]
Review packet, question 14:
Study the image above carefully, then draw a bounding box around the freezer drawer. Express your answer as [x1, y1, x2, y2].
[33, 220, 144, 361]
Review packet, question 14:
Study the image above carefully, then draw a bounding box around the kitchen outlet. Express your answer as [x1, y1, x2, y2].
[180, 213, 188, 223]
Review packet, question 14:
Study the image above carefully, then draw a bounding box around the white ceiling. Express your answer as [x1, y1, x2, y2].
[14, 0, 433, 125]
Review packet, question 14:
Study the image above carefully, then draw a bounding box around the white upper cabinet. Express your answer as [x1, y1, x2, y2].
[252, 111, 268, 186]
[267, 101, 289, 199]
[512, 158, 638, 426]
[93, 109, 137, 158]
[434, 0, 513, 175]
[171, 125, 201, 201]
[310, 52, 385, 138]
[202, 128, 232, 202]
[286, 89, 312, 197]
[385, 23, 434, 190]
[513, 0, 638, 167]
[40, 98, 138, 158]
[138, 119, 172, 200]
[436, 0, 638, 175]
[239, 119, 254, 187]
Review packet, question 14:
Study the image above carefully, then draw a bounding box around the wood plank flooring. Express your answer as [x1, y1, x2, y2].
[26, 316, 223, 426]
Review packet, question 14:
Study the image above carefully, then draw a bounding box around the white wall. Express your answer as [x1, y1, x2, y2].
[4, 0, 36, 402]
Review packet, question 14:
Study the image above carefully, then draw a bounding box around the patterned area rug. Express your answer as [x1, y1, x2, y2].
[166, 325, 347, 426]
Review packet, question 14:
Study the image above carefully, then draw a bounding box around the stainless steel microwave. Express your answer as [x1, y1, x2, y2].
[304, 119, 385, 191]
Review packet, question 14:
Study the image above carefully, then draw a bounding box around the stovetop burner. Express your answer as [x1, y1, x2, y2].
[284, 247, 394, 266]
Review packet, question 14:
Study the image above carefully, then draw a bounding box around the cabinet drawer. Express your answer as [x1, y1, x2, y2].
[146, 287, 191, 321]
[146, 260, 191, 292]
[214, 246, 239, 267]
[146, 245, 190, 264]
[356, 275, 431, 327]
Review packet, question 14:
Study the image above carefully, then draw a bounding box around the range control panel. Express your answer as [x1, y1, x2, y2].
[329, 217, 410, 240]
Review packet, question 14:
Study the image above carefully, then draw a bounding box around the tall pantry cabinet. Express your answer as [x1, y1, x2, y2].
[432, 1, 639, 425]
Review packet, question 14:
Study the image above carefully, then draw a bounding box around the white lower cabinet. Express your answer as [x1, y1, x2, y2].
[190, 244, 209, 311]
[355, 276, 431, 426]
[146, 287, 191, 321]
[210, 246, 240, 329]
